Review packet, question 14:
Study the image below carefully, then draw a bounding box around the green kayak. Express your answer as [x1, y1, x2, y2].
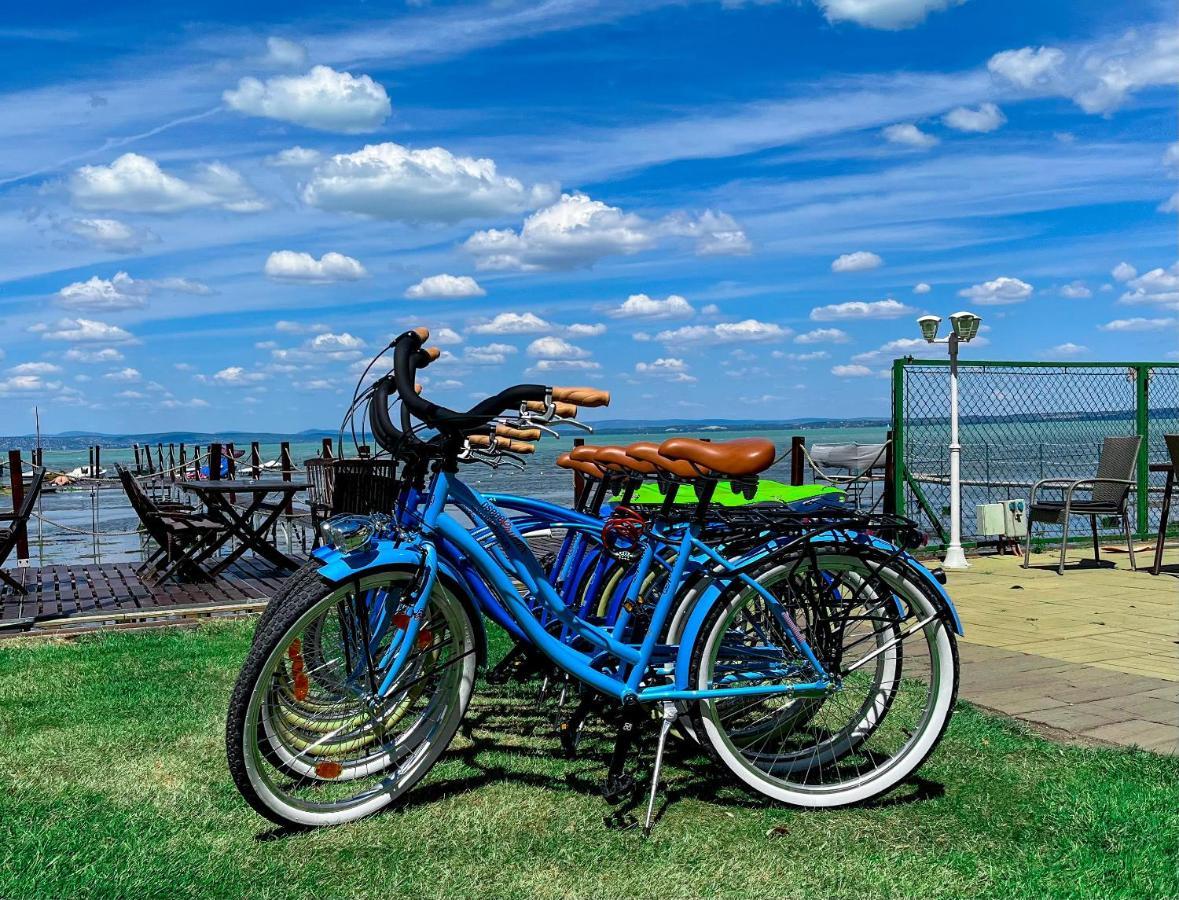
[613, 479, 843, 507]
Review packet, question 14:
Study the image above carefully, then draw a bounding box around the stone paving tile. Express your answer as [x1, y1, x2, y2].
[1082, 720, 1179, 753]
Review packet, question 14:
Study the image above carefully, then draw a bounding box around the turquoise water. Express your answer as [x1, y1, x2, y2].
[9, 427, 887, 568]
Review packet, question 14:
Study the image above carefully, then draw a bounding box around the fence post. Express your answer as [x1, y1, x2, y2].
[321, 437, 334, 460]
[789, 436, 805, 486]
[890, 359, 907, 517]
[883, 430, 896, 516]
[280, 442, 293, 514]
[95, 445, 101, 479]
[209, 443, 222, 481]
[193, 446, 201, 479]
[179, 444, 187, 478]
[8, 450, 28, 563]
[168, 443, 176, 482]
[1134, 364, 1150, 537]
[250, 441, 261, 479]
[133, 443, 142, 474]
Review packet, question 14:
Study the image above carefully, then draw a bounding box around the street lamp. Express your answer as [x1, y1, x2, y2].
[918, 310, 982, 570]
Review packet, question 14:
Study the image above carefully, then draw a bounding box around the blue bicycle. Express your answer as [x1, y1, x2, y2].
[227, 327, 961, 830]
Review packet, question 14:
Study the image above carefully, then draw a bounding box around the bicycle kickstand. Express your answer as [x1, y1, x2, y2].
[643, 702, 679, 837]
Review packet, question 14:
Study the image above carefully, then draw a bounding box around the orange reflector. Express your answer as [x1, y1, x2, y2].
[293, 673, 310, 701]
[287, 639, 302, 659]
[392, 613, 410, 631]
[417, 629, 433, 650]
[291, 657, 305, 675]
[315, 760, 343, 779]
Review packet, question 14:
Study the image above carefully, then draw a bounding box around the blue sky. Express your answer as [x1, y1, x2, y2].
[1, 0, 1176, 433]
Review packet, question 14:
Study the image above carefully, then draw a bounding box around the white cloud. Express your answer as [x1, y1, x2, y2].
[266, 146, 322, 168]
[103, 367, 141, 382]
[1118, 262, 1179, 310]
[264, 250, 367, 283]
[1059, 280, 1091, 299]
[810, 299, 913, 320]
[263, 36, 308, 68]
[528, 359, 602, 373]
[831, 364, 875, 377]
[463, 343, 518, 365]
[1045, 342, 1088, 357]
[1112, 262, 1137, 282]
[64, 347, 123, 363]
[851, 336, 981, 365]
[0, 375, 62, 394]
[431, 327, 463, 345]
[274, 319, 329, 334]
[270, 331, 366, 364]
[56, 271, 210, 311]
[8, 362, 61, 376]
[942, 102, 1006, 133]
[39, 318, 135, 343]
[958, 276, 1033, 305]
[988, 46, 1066, 89]
[814, 0, 963, 30]
[1099, 317, 1176, 332]
[224, 65, 391, 133]
[636, 357, 697, 382]
[653, 319, 791, 345]
[609, 293, 695, 319]
[61, 217, 153, 252]
[795, 328, 849, 344]
[913, 282, 931, 294]
[69, 153, 263, 214]
[526, 336, 589, 359]
[775, 350, 830, 362]
[303, 142, 553, 223]
[831, 250, 883, 272]
[882, 123, 938, 149]
[468, 312, 553, 335]
[464, 193, 749, 271]
[209, 367, 269, 385]
[404, 274, 486, 299]
[566, 322, 607, 337]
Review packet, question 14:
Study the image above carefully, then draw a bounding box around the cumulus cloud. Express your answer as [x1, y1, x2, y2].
[69, 153, 264, 214]
[810, 299, 913, 320]
[850, 336, 983, 365]
[404, 274, 486, 299]
[634, 357, 695, 382]
[1112, 262, 1137, 282]
[942, 102, 1006, 133]
[8, 362, 61, 376]
[528, 359, 602, 373]
[468, 312, 552, 335]
[814, 0, 963, 30]
[463, 343, 518, 365]
[264, 250, 367, 283]
[1059, 280, 1091, 299]
[64, 347, 123, 363]
[270, 331, 367, 363]
[831, 250, 882, 272]
[303, 142, 554, 223]
[1099, 317, 1176, 331]
[566, 322, 607, 337]
[0, 375, 62, 395]
[1045, 342, 1088, 357]
[224, 65, 391, 133]
[432, 327, 464, 345]
[652, 319, 791, 345]
[958, 276, 1033, 305]
[103, 367, 141, 382]
[61, 217, 154, 253]
[266, 146, 322, 168]
[210, 366, 269, 385]
[527, 336, 590, 359]
[38, 318, 135, 343]
[1118, 262, 1179, 310]
[988, 46, 1066, 89]
[795, 328, 849, 344]
[464, 193, 749, 271]
[831, 364, 875, 377]
[609, 293, 695, 319]
[913, 282, 932, 294]
[882, 123, 938, 148]
[56, 271, 211, 311]
[263, 36, 307, 68]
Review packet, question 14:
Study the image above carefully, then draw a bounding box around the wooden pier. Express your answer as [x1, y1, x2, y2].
[0, 557, 300, 637]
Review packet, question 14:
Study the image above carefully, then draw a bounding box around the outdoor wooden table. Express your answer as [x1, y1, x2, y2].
[179, 479, 308, 577]
[1149, 462, 1174, 576]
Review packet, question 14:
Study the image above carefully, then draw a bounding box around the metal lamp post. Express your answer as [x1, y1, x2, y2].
[918, 311, 982, 570]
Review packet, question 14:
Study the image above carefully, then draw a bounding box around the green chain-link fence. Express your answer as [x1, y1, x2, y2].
[890, 359, 1179, 545]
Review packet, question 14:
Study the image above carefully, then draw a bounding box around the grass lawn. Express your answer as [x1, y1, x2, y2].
[1, 622, 1176, 900]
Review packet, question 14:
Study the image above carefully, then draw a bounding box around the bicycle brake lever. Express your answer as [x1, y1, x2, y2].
[553, 416, 593, 433]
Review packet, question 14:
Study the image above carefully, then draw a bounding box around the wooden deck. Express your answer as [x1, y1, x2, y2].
[0, 557, 301, 637]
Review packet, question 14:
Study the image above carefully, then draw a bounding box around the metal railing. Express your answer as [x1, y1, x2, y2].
[890, 359, 1179, 544]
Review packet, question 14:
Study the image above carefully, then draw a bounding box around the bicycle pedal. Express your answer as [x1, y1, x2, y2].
[601, 773, 636, 804]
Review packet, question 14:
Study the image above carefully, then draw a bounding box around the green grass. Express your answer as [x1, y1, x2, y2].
[0, 623, 1175, 900]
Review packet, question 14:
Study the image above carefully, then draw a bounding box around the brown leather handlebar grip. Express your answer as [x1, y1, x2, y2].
[495, 424, 542, 441]
[552, 386, 610, 407]
[410, 326, 430, 342]
[420, 346, 441, 367]
[523, 400, 578, 418]
[468, 434, 536, 455]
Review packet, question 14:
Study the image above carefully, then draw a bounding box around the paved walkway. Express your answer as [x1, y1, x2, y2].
[947, 545, 1177, 754]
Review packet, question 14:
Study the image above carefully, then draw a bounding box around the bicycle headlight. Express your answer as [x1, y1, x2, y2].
[320, 515, 378, 554]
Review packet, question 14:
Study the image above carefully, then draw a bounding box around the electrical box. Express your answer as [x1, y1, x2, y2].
[1003, 499, 1028, 538]
[976, 503, 1005, 536]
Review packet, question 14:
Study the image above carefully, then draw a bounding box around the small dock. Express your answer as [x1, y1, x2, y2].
[0, 558, 299, 637]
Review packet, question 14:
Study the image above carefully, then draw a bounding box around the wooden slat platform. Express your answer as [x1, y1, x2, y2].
[0, 557, 301, 636]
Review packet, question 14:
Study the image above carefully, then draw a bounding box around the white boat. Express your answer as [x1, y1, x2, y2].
[65, 465, 107, 478]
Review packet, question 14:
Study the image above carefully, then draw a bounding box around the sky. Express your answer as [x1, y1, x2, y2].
[0, 0, 1176, 434]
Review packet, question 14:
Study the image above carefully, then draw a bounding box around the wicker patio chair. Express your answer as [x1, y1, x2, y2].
[1023, 435, 1141, 575]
